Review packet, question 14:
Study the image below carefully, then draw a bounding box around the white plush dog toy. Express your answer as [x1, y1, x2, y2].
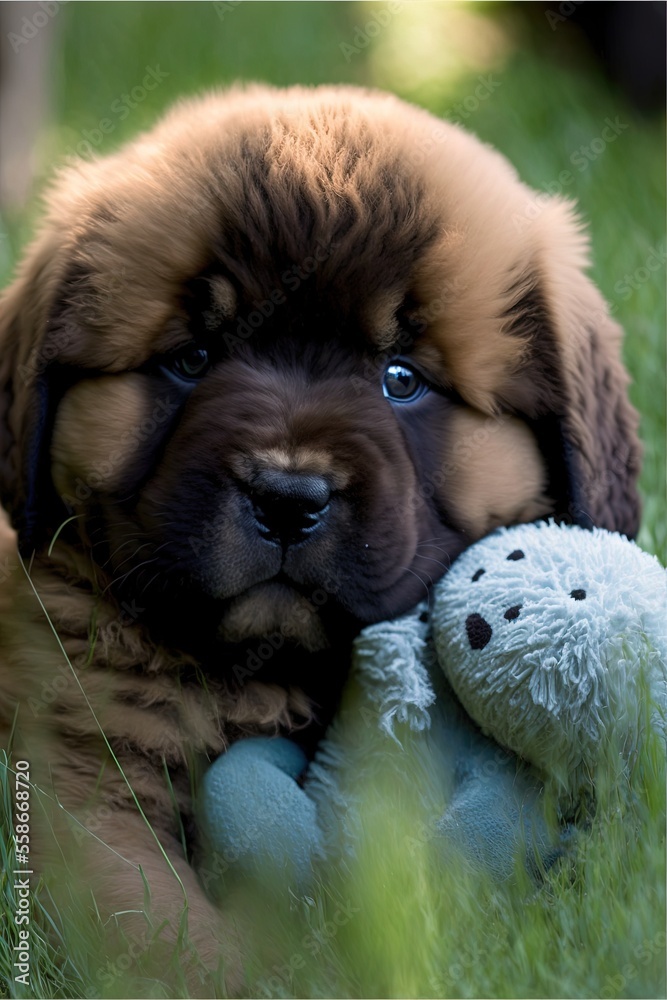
[309, 519, 667, 876]
[201, 521, 667, 884]
[434, 520, 667, 797]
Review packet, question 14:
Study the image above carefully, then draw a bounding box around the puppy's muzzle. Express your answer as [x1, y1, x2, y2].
[248, 469, 331, 545]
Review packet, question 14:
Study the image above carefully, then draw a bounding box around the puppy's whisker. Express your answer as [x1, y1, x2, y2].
[104, 556, 160, 594]
[415, 540, 453, 553]
[105, 567, 154, 594]
[110, 540, 157, 573]
[97, 534, 150, 569]
[415, 555, 451, 572]
[414, 547, 451, 559]
[400, 566, 431, 604]
[105, 533, 148, 554]
[140, 571, 163, 596]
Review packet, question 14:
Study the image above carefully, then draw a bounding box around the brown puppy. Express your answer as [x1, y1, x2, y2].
[0, 85, 640, 991]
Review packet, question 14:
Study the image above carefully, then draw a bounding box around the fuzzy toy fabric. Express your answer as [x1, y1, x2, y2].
[199, 736, 323, 894]
[435, 521, 667, 796]
[198, 522, 667, 891]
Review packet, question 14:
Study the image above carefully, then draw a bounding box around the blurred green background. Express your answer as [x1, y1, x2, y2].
[0, 5, 664, 998]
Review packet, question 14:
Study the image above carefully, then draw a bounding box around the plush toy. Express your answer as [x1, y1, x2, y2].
[198, 522, 667, 889]
[433, 521, 667, 796]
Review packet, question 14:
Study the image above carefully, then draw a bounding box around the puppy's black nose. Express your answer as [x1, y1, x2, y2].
[250, 470, 331, 542]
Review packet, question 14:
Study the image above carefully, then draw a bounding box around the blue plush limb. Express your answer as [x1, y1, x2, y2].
[425, 665, 568, 880]
[436, 772, 552, 879]
[306, 608, 569, 882]
[433, 743, 567, 881]
[198, 736, 324, 892]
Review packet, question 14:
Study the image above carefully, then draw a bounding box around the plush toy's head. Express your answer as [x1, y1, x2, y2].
[434, 521, 667, 793]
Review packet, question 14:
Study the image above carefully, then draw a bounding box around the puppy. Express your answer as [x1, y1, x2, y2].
[0, 85, 641, 991]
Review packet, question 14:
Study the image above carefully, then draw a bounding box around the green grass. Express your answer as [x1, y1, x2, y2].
[0, 752, 89, 1000]
[1, 3, 665, 998]
[2, 704, 665, 999]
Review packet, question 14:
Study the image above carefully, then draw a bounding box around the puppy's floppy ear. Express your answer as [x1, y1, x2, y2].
[506, 200, 642, 538]
[0, 227, 71, 553]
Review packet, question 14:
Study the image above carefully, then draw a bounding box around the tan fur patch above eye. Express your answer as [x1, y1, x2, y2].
[442, 408, 552, 539]
[51, 374, 149, 496]
[207, 276, 237, 322]
[363, 289, 404, 350]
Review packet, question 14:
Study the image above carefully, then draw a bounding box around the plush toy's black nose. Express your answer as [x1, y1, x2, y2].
[250, 470, 331, 543]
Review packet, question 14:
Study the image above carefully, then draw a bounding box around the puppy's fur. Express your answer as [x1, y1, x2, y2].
[0, 85, 640, 991]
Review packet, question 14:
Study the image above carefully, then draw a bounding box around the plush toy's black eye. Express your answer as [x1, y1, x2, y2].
[504, 604, 522, 621]
[570, 589, 586, 601]
[168, 346, 211, 381]
[466, 613, 492, 650]
[382, 363, 428, 403]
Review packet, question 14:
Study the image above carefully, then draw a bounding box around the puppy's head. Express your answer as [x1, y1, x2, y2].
[0, 85, 641, 658]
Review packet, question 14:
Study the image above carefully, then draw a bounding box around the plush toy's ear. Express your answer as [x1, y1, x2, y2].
[506, 200, 642, 538]
[0, 227, 72, 554]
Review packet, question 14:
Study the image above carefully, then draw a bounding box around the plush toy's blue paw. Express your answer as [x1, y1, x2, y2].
[435, 763, 568, 881]
[198, 737, 324, 892]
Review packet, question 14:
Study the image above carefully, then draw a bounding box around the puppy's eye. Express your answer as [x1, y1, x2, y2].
[383, 363, 428, 403]
[168, 346, 211, 381]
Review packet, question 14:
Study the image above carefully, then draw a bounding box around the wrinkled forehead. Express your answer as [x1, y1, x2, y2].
[54, 110, 446, 371]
